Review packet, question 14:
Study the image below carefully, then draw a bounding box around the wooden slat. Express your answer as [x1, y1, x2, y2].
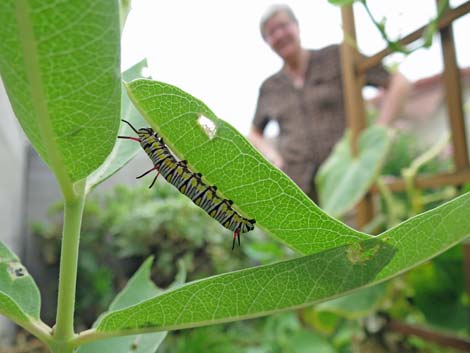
[387, 319, 470, 352]
[371, 169, 470, 193]
[340, 5, 374, 227]
[340, 5, 365, 153]
[438, 1, 470, 170]
[358, 1, 470, 74]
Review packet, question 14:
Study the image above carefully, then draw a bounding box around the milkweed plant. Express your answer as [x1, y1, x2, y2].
[0, 1, 469, 353]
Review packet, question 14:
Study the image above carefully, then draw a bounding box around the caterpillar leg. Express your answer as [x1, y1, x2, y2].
[136, 167, 157, 179]
[149, 172, 160, 189]
[121, 119, 140, 134]
[136, 167, 160, 188]
[232, 229, 241, 251]
[117, 136, 140, 142]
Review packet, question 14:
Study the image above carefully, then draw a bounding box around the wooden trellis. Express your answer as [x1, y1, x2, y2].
[340, 1, 470, 350]
[340, 0, 470, 227]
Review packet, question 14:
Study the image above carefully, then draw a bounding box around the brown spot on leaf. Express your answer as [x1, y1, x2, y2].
[7, 262, 27, 279]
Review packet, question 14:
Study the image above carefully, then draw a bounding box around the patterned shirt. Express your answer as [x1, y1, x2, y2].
[252, 44, 390, 194]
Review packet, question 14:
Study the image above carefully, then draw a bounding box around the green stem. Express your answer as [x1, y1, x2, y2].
[49, 342, 75, 353]
[54, 181, 86, 343]
[376, 177, 402, 226]
[358, 0, 448, 55]
[72, 329, 110, 347]
[402, 133, 450, 216]
[21, 319, 53, 346]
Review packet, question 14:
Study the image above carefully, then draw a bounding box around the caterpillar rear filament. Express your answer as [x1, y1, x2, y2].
[118, 119, 256, 249]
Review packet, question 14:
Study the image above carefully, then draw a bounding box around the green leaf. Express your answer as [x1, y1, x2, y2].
[407, 247, 467, 331]
[77, 257, 166, 353]
[0, 0, 121, 185]
[316, 126, 391, 218]
[77, 335, 166, 353]
[125, 79, 369, 255]
[303, 310, 341, 335]
[96, 191, 470, 335]
[376, 192, 470, 280]
[287, 330, 335, 353]
[96, 238, 395, 333]
[422, 0, 449, 49]
[107, 256, 162, 311]
[86, 59, 149, 192]
[120, 0, 132, 31]
[0, 241, 41, 325]
[315, 283, 387, 319]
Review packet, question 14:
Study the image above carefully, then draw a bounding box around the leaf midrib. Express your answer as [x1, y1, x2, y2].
[15, 0, 73, 198]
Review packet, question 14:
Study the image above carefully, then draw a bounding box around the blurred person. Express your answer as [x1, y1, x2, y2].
[248, 4, 410, 199]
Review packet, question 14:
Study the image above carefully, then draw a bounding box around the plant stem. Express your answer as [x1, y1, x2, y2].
[402, 133, 450, 216]
[72, 329, 111, 346]
[21, 319, 54, 346]
[49, 342, 75, 353]
[54, 181, 86, 343]
[376, 177, 402, 226]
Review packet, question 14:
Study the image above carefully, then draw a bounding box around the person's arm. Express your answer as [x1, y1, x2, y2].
[248, 127, 284, 169]
[376, 72, 411, 126]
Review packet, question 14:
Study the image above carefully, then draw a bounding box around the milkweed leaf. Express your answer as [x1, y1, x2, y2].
[96, 192, 470, 334]
[76, 257, 167, 353]
[0, 241, 41, 327]
[316, 126, 391, 218]
[0, 0, 121, 185]
[125, 79, 369, 255]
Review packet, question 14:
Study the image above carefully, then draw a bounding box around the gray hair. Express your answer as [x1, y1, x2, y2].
[260, 4, 299, 39]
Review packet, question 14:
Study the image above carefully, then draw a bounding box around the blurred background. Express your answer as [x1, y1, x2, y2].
[1, 0, 469, 352]
[121, 0, 470, 136]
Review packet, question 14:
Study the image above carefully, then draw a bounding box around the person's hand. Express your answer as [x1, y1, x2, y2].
[248, 127, 284, 169]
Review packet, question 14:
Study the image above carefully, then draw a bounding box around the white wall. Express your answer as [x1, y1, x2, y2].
[0, 79, 27, 344]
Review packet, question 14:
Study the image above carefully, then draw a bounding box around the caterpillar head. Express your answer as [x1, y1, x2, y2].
[138, 127, 155, 139]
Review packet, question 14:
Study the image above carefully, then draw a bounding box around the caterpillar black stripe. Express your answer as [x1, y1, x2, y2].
[118, 120, 256, 249]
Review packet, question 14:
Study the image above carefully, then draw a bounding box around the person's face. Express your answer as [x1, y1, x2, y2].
[262, 11, 301, 61]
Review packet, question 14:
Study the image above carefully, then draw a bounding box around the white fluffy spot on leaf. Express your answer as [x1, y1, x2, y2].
[197, 114, 216, 139]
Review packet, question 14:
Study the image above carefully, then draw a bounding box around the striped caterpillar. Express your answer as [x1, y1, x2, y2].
[118, 120, 256, 249]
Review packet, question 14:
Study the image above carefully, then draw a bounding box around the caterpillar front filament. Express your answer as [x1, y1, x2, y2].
[118, 120, 256, 249]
